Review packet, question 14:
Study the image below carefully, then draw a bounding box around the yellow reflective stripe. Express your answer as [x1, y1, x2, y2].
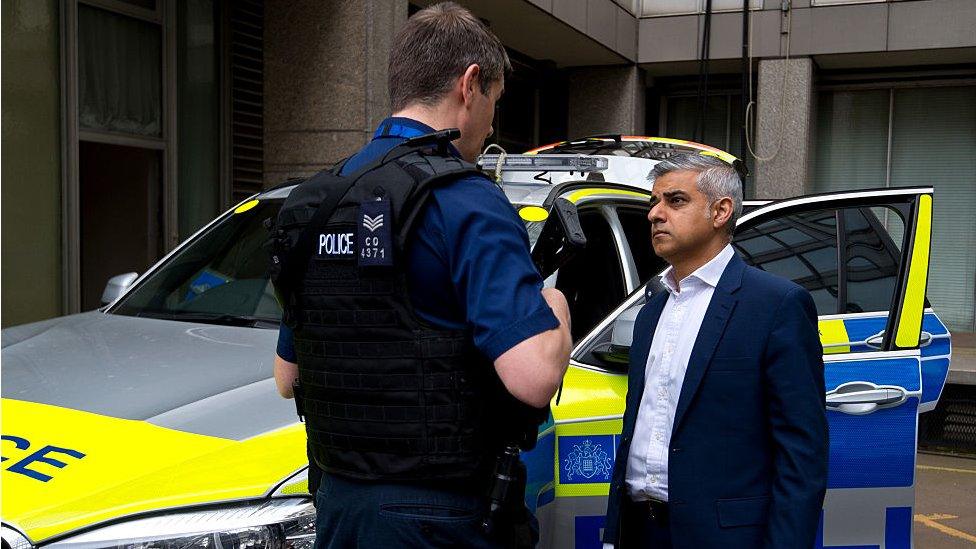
[556, 419, 622, 437]
[896, 194, 933, 348]
[278, 479, 310, 496]
[555, 482, 611, 497]
[564, 188, 649, 204]
[550, 367, 627, 422]
[818, 319, 851, 354]
[233, 199, 259, 214]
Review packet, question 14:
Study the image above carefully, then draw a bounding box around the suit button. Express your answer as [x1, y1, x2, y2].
[671, 447, 681, 453]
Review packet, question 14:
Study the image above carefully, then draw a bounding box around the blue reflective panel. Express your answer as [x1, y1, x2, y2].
[523, 427, 556, 512]
[825, 357, 920, 489]
[841, 315, 887, 353]
[827, 398, 918, 489]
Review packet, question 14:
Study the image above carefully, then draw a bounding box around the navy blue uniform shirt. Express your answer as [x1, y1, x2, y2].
[277, 117, 558, 362]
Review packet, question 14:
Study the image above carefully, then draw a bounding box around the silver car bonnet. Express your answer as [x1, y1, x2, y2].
[1, 312, 296, 440]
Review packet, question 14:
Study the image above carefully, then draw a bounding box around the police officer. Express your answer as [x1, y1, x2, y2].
[270, 3, 572, 547]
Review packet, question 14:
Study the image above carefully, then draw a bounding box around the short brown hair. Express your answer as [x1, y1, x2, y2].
[389, 2, 511, 112]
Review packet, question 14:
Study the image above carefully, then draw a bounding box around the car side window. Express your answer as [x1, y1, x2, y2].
[575, 203, 910, 370]
[842, 208, 902, 313]
[555, 207, 627, 341]
[734, 209, 841, 315]
[615, 206, 668, 284]
[733, 206, 904, 316]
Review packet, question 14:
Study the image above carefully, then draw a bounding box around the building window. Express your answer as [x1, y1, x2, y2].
[177, 0, 219, 240]
[662, 91, 753, 192]
[640, 0, 761, 18]
[73, 1, 168, 311]
[813, 85, 976, 334]
[63, 0, 264, 312]
[491, 49, 567, 152]
[810, 0, 885, 6]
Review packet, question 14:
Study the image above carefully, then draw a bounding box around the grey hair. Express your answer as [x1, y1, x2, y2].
[647, 154, 744, 236]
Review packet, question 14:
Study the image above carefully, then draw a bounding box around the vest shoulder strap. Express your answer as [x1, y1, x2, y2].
[275, 130, 474, 302]
[394, 155, 487, 251]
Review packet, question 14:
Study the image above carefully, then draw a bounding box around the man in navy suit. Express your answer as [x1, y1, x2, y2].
[602, 154, 828, 548]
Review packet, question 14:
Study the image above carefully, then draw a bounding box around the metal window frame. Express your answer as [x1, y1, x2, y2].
[79, 0, 161, 24]
[60, 0, 177, 314]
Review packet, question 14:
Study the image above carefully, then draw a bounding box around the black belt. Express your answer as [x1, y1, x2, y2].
[627, 496, 670, 524]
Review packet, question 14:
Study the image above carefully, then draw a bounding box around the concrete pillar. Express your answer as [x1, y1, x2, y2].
[567, 65, 645, 138]
[753, 57, 815, 199]
[263, 0, 407, 186]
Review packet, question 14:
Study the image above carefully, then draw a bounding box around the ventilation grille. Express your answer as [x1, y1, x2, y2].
[229, 0, 264, 203]
[919, 383, 976, 456]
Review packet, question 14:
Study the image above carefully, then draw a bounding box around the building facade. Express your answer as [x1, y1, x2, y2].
[3, 0, 975, 364]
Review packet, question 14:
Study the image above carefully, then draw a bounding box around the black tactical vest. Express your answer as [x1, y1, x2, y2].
[270, 132, 530, 482]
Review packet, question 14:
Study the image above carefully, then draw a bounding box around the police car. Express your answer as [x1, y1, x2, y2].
[1, 136, 948, 549]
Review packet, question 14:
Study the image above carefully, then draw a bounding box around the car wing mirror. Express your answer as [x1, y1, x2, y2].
[591, 303, 641, 368]
[531, 198, 587, 279]
[101, 272, 139, 305]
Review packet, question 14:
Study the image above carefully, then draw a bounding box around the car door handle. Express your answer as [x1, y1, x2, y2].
[826, 381, 908, 415]
[864, 330, 931, 349]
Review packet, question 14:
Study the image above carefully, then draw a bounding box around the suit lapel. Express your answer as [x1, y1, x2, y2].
[628, 291, 668, 410]
[671, 254, 745, 433]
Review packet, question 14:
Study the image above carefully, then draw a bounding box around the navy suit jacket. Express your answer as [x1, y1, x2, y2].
[603, 253, 828, 549]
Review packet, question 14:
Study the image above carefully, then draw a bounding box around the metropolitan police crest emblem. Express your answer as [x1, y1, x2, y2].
[563, 439, 612, 481]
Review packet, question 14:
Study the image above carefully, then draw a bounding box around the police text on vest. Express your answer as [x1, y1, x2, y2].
[318, 231, 355, 257]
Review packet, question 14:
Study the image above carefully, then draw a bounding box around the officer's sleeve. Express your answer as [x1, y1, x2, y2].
[428, 177, 559, 361]
[276, 322, 298, 363]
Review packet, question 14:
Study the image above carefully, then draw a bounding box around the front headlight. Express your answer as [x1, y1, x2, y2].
[47, 499, 315, 549]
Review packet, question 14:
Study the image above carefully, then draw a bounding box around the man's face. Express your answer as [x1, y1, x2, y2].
[456, 76, 503, 161]
[646, 170, 720, 263]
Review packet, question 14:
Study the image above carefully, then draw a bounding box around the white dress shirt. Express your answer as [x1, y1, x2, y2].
[624, 244, 735, 502]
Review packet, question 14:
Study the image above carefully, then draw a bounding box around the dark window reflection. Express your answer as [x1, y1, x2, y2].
[734, 207, 903, 316]
[616, 207, 667, 284]
[556, 210, 627, 341]
[734, 209, 840, 315]
[843, 208, 900, 313]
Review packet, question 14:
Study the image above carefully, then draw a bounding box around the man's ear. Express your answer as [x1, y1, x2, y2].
[459, 64, 481, 106]
[713, 197, 734, 231]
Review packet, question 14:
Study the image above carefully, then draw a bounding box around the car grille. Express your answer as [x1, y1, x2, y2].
[1, 526, 32, 549]
[919, 384, 976, 456]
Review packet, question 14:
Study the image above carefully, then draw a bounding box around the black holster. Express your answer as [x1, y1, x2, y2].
[481, 444, 539, 548]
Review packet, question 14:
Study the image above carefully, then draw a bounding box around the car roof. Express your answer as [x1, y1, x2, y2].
[257, 135, 750, 208]
[526, 135, 740, 164]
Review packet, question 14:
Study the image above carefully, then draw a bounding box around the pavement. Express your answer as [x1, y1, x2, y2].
[947, 334, 976, 386]
[915, 452, 976, 546]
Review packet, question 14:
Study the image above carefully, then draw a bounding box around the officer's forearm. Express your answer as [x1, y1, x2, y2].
[274, 355, 299, 399]
[493, 290, 571, 408]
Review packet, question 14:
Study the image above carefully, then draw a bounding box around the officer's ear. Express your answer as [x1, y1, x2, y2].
[459, 64, 482, 105]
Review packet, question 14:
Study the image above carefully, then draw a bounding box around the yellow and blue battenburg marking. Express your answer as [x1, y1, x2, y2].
[1, 399, 307, 543]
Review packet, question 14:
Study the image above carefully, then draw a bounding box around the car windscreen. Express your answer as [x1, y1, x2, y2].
[111, 199, 283, 327]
